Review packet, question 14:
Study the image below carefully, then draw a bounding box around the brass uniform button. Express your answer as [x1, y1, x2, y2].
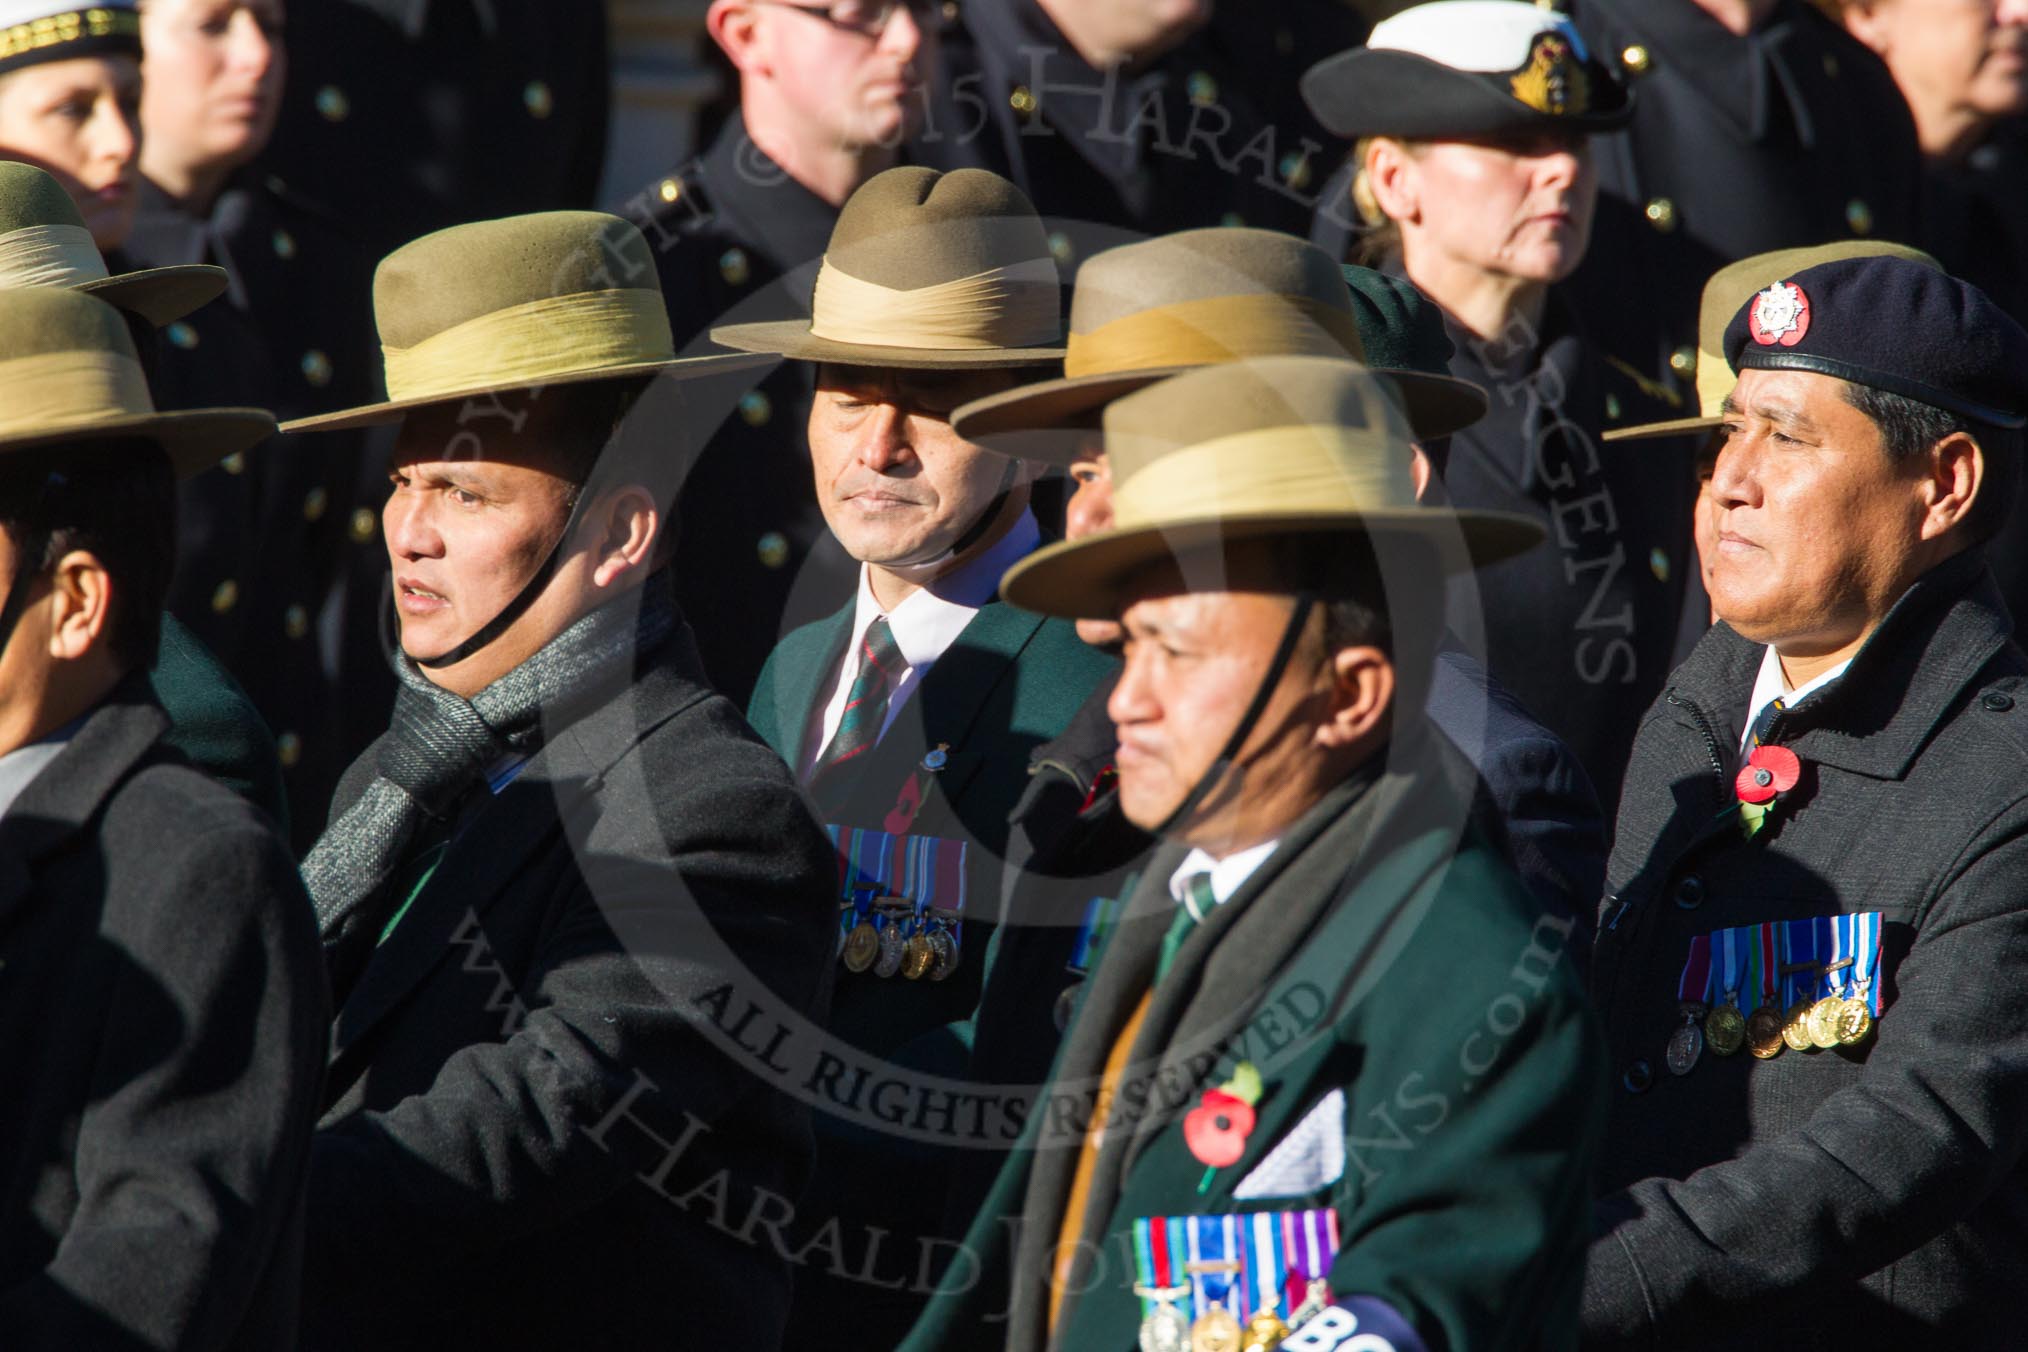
[166, 321, 199, 350]
[738, 390, 772, 427]
[221, 452, 246, 475]
[1186, 71, 1218, 106]
[757, 530, 790, 569]
[284, 603, 309, 640]
[1669, 345, 1697, 377]
[1009, 85, 1036, 115]
[315, 85, 349, 122]
[276, 732, 302, 768]
[348, 507, 376, 543]
[1279, 150, 1312, 191]
[1845, 198, 1873, 235]
[658, 177, 682, 204]
[301, 350, 333, 387]
[719, 247, 750, 287]
[523, 80, 554, 119]
[302, 486, 328, 521]
[1621, 44, 1650, 74]
[1644, 197, 1677, 232]
[272, 227, 296, 259]
[211, 579, 239, 613]
[1046, 230, 1074, 266]
[1650, 547, 1671, 583]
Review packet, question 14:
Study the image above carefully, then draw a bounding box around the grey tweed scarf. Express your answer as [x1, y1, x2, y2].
[303, 581, 676, 956]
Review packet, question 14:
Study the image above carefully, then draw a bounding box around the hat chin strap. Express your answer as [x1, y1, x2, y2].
[1150, 591, 1318, 841]
[407, 490, 590, 671]
[875, 458, 1021, 577]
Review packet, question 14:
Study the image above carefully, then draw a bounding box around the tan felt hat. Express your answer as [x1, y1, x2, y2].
[279, 210, 768, 434]
[1605, 238, 1941, 442]
[0, 161, 225, 326]
[710, 165, 1065, 370]
[949, 227, 1486, 461]
[1000, 355, 1542, 620]
[0, 287, 272, 476]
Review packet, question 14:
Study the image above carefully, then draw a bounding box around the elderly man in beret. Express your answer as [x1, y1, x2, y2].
[1586, 255, 2028, 1345]
[905, 354, 1605, 1352]
[276, 211, 837, 1351]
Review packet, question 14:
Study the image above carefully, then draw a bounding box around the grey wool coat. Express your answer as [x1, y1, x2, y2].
[301, 623, 838, 1351]
[0, 683, 329, 1350]
[1586, 548, 2028, 1348]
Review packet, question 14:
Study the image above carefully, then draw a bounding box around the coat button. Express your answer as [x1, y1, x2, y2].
[757, 530, 789, 569]
[1621, 44, 1651, 74]
[1674, 875, 1706, 909]
[348, 507, 376, 543]
[658, 177, 682, 204]
[284, 604, 309, 640]
[272, 227, 296, 259]
[1186, 71, 1218, 105]
[221, 452, 246, 475]
[166, 321, 199, 350]
[1047, 230, 1074, 266]
[719, 247, 750, 286]
[302, 486, 327, 521]
[1669, 345, 1697, 377]
[301, 350, 333, 387]
[523, 80, 554, 119]
[315, 85, 349, 122]
[738, 390, 772, 426]
[276, 732, 302, 768]
[1845, 198, 1873, 235]
[1622, 1060, 1653, 1094]
[1009, 85, 1037, 115]
[211, 579, 239, 613]
[1644, 197, 1678, 232]
[1983, 691, 2015, 712]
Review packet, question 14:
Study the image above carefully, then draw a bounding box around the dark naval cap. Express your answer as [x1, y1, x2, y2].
[1725, 255, 2028, 430]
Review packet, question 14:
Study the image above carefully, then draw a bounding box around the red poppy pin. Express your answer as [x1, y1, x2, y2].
[1748, 281, 1810, 347]
[1734, 745, 1801, 838]
[1185, 1062, 1262, 1181]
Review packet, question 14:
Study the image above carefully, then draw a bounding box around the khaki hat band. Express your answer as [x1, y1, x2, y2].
[1067, 294, 1364, 379]
[0, 222, 108, 289]
[0, 349, 152, 434]
[382, 288, 675, 404]
[1114, 424, 1416, 528]
[808, 258, 1060, 351]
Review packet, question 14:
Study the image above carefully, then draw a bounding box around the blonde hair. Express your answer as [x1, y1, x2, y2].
[1349, 136, 1425, 268]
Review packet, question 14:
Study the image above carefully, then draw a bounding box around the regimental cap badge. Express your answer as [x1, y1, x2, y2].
[1510, 30, 1591, 117]
[1748, 281, 1811, 348]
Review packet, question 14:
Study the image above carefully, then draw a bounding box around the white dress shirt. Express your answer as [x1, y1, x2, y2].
[1166, 839, 1283, 917]
[0, 730, 72, 821]
[802, 510, 1042, 776]
[1742, 645, 1851, 750]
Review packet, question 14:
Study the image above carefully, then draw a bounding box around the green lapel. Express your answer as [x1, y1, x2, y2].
[747, 600, 853, 765]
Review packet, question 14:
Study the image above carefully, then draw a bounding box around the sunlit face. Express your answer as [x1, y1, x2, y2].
[0, 55, 141, 249]
[1855, 0, 2028, 127]
[1708, 368, 1935, 653]
[1387, 130, 1597, 287]
[1065, 443, 1122, 649]
[139, 0, 287, 180]
[746, 0, 931, 149]
[809, 363, 1024, 568]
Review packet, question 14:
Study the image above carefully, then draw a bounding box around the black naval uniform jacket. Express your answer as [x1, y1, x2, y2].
[1586, 550, 2028, 1348]
[302, 623, 836, 1351]
[1565, 0, 1923, 390]
[616, 113, 857, 706]
[1436, 294, 1694, 814]
[0, 683, 327, 1350]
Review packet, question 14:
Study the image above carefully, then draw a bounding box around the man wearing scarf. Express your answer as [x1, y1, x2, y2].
[279, 210, 838, 1351]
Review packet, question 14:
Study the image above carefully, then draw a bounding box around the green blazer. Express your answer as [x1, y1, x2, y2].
[901, 734, 1607, 1352]
[747, 594, 1117, 1351]
[149, 613, 289, 834]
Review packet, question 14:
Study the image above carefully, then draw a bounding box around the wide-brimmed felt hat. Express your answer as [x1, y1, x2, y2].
[711, 165, 1065, 370]
[0, 161, 225, 326]
[1607, 240, 1941, 442]
[0, 1, 139, 78]
[999, 355, 1542, 620]
[1302, 0, 1631, 141]
[948, 228, 1483, 457]
[0, 287, 272, 476]
[280, 210, 768, 434]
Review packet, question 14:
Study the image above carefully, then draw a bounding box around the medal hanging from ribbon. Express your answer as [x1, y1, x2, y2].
[1667, 932, 1712, 1076]
[1133, 1209, 1340, 1352]
[827, 827, 968, 980]
[1832, 912, 1880, 1046]
[1745, 921, 1786, 1059]
[1705, 926, 1747, 1056]
[1132, 1215, 1191, 1352]
[1806, 916, 1853, 1050]
[1184, 1215, 1243, 1349]
[1780, 918, 1818, 1052]
[1281, 1208, 1342, 1327]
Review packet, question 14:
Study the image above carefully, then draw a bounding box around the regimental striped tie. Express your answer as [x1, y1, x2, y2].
[809, 615, 904, 783]
[1748, 695, 1787, 749]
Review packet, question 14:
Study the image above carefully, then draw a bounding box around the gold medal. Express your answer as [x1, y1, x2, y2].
[1745, 1006, 1786, 1059]
[1836, 996, 1874, 1046]
[1781, 1000, 1815, 1052]
[1190, 1306, 1242, 1352]
[1806, 996, 1845, 1049]
[841, 921, 880, 973]
[901, 932, 934, 980]
[1242, 1298, 1290, 1351]
[1704, 1002, 1746, 1056]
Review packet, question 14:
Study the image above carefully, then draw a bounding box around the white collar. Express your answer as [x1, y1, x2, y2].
[1167, 839, 1282, 914]
[0, 726, 75, 821]
[846, 509, 1041, 673]
[1742, 645, 1851, 749]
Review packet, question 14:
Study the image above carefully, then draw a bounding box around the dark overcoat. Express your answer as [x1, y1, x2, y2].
[302, 625, 837, 1350]
[0, 685, 327, 1350]
[1587, 550, 2028, 1347]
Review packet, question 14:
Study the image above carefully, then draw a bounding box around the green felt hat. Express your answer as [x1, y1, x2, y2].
[0, 287, 272, 476]
[280, 210, 768, 434]
[0, 161, 225, 326]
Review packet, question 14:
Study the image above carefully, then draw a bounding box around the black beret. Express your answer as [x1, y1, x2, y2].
[1724, 256, 2028, 430]
[1301, 0, 1631, 141]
